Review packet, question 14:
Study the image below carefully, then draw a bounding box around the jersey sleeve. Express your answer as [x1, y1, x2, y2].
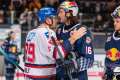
[77, 28, 94, 59]
[1, 37, 10, 50]
[37, 29, 71, 60]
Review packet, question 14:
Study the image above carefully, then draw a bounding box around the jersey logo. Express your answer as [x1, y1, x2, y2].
[106, 48, 120, 61]
[9, 46, 16, 53]
[86, 37, 91, 44]
[45, 32, 49, 38]
[106, 36, 111, 42]
[59, 40, 63, 43]
[57, 28, 61, 34]
[27, 32, 36, 42]
[70, 31, 73, 36]
[44, 32, 52, 39]
[48, 46, 51, 52]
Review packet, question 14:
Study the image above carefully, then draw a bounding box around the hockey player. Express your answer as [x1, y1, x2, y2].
[24, 7, 87, 80]
[1, 31, 19, 80]
[101, 6, 120, 80]
[56, 1, 94, 80]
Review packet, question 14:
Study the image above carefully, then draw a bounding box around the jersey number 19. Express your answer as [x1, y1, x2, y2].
[25, 43, 35, 62]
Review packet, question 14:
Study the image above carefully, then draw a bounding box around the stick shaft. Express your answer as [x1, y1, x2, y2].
[0, 49, 24, 72]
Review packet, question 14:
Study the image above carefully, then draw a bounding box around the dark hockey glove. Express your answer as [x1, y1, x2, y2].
[58, 59, 80, 74]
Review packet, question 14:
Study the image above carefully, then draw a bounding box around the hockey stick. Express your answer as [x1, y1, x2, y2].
[0, 49, 24, 72]
[46, 26, 73, 80]
[105, 31, 108, 38]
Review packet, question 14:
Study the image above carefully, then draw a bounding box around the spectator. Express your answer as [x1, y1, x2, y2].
[29, 0, 42, 11]
[103, 0, 116, 13]
[1, 0, 10, 11]
[31, 7, 39, 28]
[0, 10, 7, 21]
[11, 0, 22, 10]
[118, 0, 120, 6]
[102, 22, 109, 32]
[93, 1, 103, 14]
[17, 0, 28, 18]
[94, 14, 103, 32]
[7, 5, 16, 24]
[42, 0, 51, 7]
[0, 16, 5, 23]
[52, 0, 59, 11]
[108, 15, 114, 31]
[18, 8, 28, 25]
[82, 2, 92, 13]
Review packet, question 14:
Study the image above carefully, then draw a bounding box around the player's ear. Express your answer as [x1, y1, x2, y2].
[66, 12, 71, 17]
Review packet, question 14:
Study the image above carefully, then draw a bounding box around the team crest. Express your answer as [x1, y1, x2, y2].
[106, 36, 111, 42]
[113, 12, 116, 15]
[70, 31, 73, 36]
[57, 28, 61, 34]
[27, 32, 36, 42]
[86, 37, 91, 44]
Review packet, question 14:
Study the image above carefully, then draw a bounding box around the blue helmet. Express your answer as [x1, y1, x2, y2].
[8, 31, 14, 36]
[111, 6, 120, 18]
[38, 7, 57, 22]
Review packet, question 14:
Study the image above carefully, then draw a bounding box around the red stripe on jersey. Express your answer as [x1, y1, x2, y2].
[38, 26, 43, 28]
[25, 74, 56, 78]
[59, 44, 66, 58]
[54, 49, 57, 60]
[25, 64, 55, 68]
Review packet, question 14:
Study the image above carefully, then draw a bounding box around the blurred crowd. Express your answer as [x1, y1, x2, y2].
[0, 0, 119, 32]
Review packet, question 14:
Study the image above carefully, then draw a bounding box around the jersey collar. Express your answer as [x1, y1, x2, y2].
[113, 31, 120, 40]
[63, 23, 80, 33]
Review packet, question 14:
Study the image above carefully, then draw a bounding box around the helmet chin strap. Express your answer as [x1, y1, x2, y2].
[45, 20, 53, 27]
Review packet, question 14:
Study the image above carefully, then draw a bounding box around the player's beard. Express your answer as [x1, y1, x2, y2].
[60, 18, 67, 23]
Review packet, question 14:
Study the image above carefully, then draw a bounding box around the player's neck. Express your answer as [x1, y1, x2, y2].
[40, 23, 49, 28]
[10, 38, 14, 42]
[65, 20, 70, 26]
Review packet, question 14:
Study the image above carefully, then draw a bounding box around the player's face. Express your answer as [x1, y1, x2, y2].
[10, 33, 15, 39]
[50, 15, 58, 29]
[58, 9, 67, 23]
[113, 18, 120, 31]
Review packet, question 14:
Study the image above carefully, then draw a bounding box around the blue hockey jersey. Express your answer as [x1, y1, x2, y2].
[105, 31, 120, 76]
[56, 23, 94, 78]
[1, 38, 18, 60]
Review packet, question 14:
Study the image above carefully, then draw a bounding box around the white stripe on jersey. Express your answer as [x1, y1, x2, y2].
[24, 67, 56, 76]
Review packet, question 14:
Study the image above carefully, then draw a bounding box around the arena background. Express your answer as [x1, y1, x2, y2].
[0, 0, 118, 80]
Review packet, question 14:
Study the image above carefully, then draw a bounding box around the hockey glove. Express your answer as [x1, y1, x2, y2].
[67, 51, 80, 60]
[15, 56, 20, 64]
[58, 59, 80, 74]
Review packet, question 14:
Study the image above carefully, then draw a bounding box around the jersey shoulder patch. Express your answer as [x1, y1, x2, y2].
[27, 32, 36, 42]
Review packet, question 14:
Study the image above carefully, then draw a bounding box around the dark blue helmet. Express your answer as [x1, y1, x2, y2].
[38, 7, 57, 22]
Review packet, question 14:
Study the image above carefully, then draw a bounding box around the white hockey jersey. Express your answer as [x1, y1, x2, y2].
[24, 26, 71, 80]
